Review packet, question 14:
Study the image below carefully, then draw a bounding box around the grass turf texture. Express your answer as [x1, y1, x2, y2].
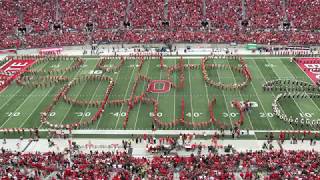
[1, 56, 320, 133]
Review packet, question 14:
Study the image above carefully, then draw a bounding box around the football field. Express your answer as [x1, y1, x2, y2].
[1, 55, 320, 134]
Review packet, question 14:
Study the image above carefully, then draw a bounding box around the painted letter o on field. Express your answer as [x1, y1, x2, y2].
[147, 80, 171, 93]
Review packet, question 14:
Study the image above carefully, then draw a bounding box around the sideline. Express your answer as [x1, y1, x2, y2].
[1, 129, 318, 135]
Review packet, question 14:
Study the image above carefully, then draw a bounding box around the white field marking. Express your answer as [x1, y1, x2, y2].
[173, 59, 176, 121]
[278, 59, 320, 131]
[1, 61, 61, 128]
[51, 64, 60, 68]
[157, 60, 164, 116]
[253, 59, 294, 130]
[292, 59, 320, 113]
[187, 59, 194, 123]
[215, 61, 234, 128]
[129, 64, 139, 68]
[242, 56, 295, 60]
[134, 59, 151, 129]
[0, 93, 278, 97]
[80, 64, 88, 68]
[82, 57, 116, 127]
[203, 76, 211, 121]
[0, 87, 24, 110]
[268, 59, 306, 127]
[19, 89, 55, 128]
[56, 60, 92, 127]
[103, 64, 113, 68]
[264, 63, 275, 68]
[57, 58, 107, 125]
[156, 64, 167, 68]
[80, 60, 112, 127]
[77, 88, 98, 122]
[21, 59, 84, 128]
[241, 63, 275, 130]
[96, 59, 121, 129]
[0, 89, 42, 128]
[162, 56, 296, 60]
[0, 60, 52, 110]
[248, 82, 275, 130]
[204, 84, 210, 104]
[226, 60, 257, 139]
[294, 59, 317, 85]
[2, 128, 318, 134]
[114, 61, 136, 128]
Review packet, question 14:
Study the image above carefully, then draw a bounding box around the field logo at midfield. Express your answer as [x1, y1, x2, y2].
[147, 80, 171, 93]
[0, 59, 35, 92]
[295, 58, 320, 84]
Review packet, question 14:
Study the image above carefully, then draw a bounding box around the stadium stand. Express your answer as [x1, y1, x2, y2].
[246, 0, 284, 30]
[167, 0, 203, 30]
[0, 0, 320, 49]
[1, 1, 320, 179]
[127, 0, 164, 29]
[0, 149, 319, 179]
[21, 0, 55, 33]
[286, 0, 320, 30]
[205, 0, 241, 31]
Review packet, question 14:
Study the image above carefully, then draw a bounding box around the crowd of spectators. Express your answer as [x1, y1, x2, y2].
[20, 0, 55, 33]
[246, 0, 284, 30]
[24, 32, 87, 49]
[95, 0, 127, 29]
[0, 148, 319, 179]
[0, 0, 18, 36]
[167, 0, 203, 30]
[286, 0, 320, 30]
[59, 0, 94, 31]
[128, 0, 164, 29]
[205, 0, 241, 31]
[0, 0, 320, 49]
[0, 0, 20, 49]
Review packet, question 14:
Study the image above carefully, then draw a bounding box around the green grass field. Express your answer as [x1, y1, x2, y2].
[1, 55, 320, 133]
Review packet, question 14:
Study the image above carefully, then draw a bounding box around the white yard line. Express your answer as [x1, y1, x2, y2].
[81, 59, 114, 128]
[237, 60, 275, 129]
[204, 84, 210, 104]
[294, 59, 314, 83]
[78, 81, 102, 125]
[156, 62, 163, 108]
[0, 89, 46, 128]
[250, 80, 275, 129]
[5, 128, 318, 134]
[187, 59, 194, 123]
[278, 59, 320, 131]
[226, 60, 257, 139]
[95, 77, 119, 129]
[45, 59, 97, 128]
[173, 59, 176, 121]
[0, 87, 24, 110]
[162, 56, 294, 60]
[95, 60, 122, 129]
[0, 60, 52, 110]
[291, 59, 320, 113]
[56, 62, 90, 127]
[215, 61, 234, 128]
[114, 61, 136, 128]
[134, 59, 151, 129]
[19, 89, 54, 128]
[27, 62, 79, 128]
[1, 61, 61, 128]
[268, 60, 305, 120]
[252, 59, 294, 130]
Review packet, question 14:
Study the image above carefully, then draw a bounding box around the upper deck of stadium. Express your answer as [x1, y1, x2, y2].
[0, 0, 320, 49]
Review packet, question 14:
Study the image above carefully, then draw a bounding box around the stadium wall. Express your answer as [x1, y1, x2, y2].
[1, 43, 319, 56]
